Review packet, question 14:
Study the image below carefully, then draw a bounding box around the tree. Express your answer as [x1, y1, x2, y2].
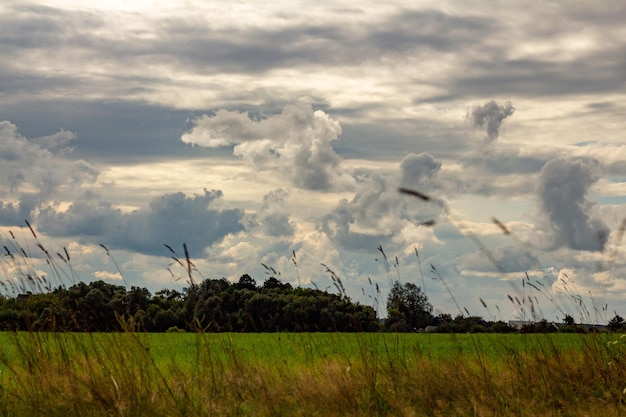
[608, 314, 625, 332]
[235, 274, 257, 291]
[385, 282, 433, 331]
[262, 277, 292, 292]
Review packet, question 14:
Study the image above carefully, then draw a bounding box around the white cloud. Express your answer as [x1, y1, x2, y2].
[0, 121, 98, 224]
[93, 270, 123, 281]
[182, 103, 351, 191]
[320, 165, 447, 252]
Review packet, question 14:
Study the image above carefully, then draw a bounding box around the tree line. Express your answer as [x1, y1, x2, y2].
[0, 274, 379, 332]
[1, 275, 623, 333]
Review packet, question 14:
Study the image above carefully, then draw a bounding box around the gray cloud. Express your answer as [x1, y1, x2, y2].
[182, 103, 348, 190]
[400, 152, 441, 188]
[444, 4, 626, 100]
[34, 128, 77, 155]
[0, 101, 211, 164]
[453, 149, 553, 197]
[319, 195, 389, 252]
[0, 5, 495, 84]
[334, 117, 472, 162]
[0, 201, 27, 226]
[1, 2, 625, 321]
[2, 3, 625, 109]
[460, 246, 540, 274]
[536, 158, 609, 252]
[0, 121, 98, 225]
[453, 54, 626, 99]
[469, 101, 515, 144]
[255, 188, 295, 237]
[320, 165, 447, 252]
[463, 151, 548, 176]
[37, 189, 245, 257]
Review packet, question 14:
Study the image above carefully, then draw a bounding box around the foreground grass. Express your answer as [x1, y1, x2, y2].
[0, 332, 625, 416]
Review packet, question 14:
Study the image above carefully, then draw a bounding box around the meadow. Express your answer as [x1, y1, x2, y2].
[1, 331, 626, 416]
[2, 199, 626, 415]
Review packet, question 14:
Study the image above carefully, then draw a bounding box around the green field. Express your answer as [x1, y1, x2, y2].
[1, 331, 625, 416]
[0, 331, 596, 370]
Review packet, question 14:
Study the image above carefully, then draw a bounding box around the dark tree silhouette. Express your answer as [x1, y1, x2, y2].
[608, 314, 624, 332]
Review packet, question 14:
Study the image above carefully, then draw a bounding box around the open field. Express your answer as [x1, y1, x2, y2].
[1, 331, 625, 416]
[0, 331, 596, 368]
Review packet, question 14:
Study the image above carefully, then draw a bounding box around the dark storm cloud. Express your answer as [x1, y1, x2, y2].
[536, 158, 609, 252]
[469, 101, 515, 144]
[37, 189, 245, 257]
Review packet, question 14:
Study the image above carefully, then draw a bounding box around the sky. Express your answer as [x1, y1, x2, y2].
[1, 0, 626, 323]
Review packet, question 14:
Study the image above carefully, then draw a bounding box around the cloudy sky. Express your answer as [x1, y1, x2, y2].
[1, 0, 626, 323]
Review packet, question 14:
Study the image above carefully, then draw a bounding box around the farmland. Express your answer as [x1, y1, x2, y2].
[1, 331, 625, 416]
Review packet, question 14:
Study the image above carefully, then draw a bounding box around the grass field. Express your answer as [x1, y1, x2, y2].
[0, 331, 594, 367]
[1, 331, 625, 416]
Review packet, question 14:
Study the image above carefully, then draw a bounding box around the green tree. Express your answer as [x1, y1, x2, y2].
[235, 274, 257, 291]
[608, 314, 625, 332]
[385, 282, 433, 331]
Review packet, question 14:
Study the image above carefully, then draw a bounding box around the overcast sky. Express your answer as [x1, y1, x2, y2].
[1, 0, 626, 323]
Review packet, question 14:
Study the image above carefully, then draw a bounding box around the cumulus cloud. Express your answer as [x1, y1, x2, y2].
[400, 152, 441, 188]
[0, 121, 98, 225]
[320, 163, 447, 252]
[37, 189, 245, 257]
[181, 102, 349, 190]
[255, 188, 295, 237]
[536, 157, 609, 251]
[469, 100, 515, 144]
[35, 128, 77, 155]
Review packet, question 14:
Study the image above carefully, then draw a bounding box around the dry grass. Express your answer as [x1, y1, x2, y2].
[1, 332, 626, 416]
[1, 195, 626, 416]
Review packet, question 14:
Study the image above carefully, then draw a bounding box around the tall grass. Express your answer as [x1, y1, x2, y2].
[2, 193, 626, 415]
[1, 331, 626, 416]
